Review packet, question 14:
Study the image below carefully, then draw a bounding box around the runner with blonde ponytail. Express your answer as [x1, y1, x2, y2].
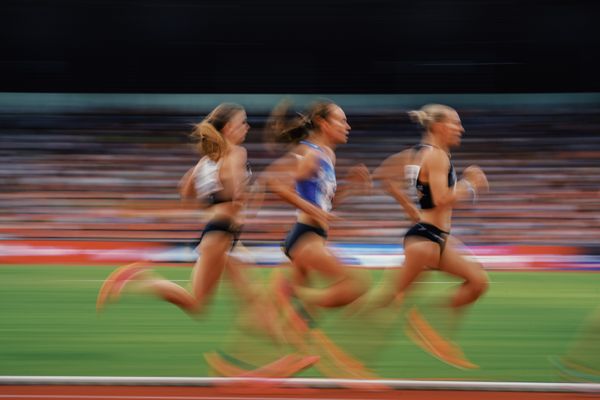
[374, 104, 490, 369]
[98, 103, 256, 315]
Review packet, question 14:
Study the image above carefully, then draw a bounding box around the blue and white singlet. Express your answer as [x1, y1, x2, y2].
[295, 140, 337, 212]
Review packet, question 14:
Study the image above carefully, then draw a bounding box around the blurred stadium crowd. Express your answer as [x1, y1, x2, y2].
[1, 105, 599, 254]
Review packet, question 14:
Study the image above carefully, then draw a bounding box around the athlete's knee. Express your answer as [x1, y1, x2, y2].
[348, 268, 371, 296]
[186, 295, 207, 314]
[329, 272, 369, 306]
[469, 268, 489, 298]
[349, 278, 369, 301]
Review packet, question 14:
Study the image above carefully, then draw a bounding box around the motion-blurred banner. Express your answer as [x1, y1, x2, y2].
[1, 240, 598, 271]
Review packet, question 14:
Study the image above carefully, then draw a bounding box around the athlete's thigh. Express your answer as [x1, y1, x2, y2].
[192, 231, 231, 281]
[438, 238, 486, 282]
[198, 230, 232, 254]
[445, 235, 477, 257]
[292, 235, 346, 280]
[404, 237, 442, 270]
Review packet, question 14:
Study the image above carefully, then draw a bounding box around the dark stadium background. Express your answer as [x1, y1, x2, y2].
[1, 0, 599, 94]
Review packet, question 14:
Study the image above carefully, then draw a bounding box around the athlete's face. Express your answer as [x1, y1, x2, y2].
[436, 110, 464, 148]
[322, 105, 351, 145]
[222, 110, 250, 145]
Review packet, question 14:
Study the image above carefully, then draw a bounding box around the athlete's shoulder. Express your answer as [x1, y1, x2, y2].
[292, 142, 312, 156]
[395, 146, 417, 161]
[230, 144, 247, 158]
[421, 147, 449, 171]
[421, 145, 447, 159]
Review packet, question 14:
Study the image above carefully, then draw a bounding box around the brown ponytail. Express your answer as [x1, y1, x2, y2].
[265, 99, 311, 146]
[265, 98, 336, 147]
[305, 98, 335, 132]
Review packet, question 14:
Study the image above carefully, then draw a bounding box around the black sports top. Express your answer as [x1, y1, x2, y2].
[412, 144, 457, 210]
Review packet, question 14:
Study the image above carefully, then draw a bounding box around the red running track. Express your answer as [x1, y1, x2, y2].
[1, 385, 598, 400]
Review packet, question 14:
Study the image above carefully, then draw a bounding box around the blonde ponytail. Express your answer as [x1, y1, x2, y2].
[191, 121, 227, 161]
[408, 110, 431, 127]
[408, 104, 455, 130]
[190, 102, 245, 161]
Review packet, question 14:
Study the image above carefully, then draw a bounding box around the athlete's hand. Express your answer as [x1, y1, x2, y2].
[463, 165, 489, 193]
[345, 163, 372, 196]
[305, 202, 339, 226]
[178, 166, 197, 200]
[405, 203, 422, 223]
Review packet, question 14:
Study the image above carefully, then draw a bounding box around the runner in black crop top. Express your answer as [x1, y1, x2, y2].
[413, 144, 457, 210]
[373, 104, 489, 371]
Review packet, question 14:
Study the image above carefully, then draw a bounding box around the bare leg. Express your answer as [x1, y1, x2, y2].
[396, 238, 441, 296]
[436, 237, 489, 335]
[224, 255, 260, 303]
[189, 231, 233, 310]
[439, 239, 488, 305]
[399, 237, 483, 369]
[289, 234, 370, 308]
[129, 231, 232, 315]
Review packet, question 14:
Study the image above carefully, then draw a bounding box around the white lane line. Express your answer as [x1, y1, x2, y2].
[1, 376, 598, 393]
